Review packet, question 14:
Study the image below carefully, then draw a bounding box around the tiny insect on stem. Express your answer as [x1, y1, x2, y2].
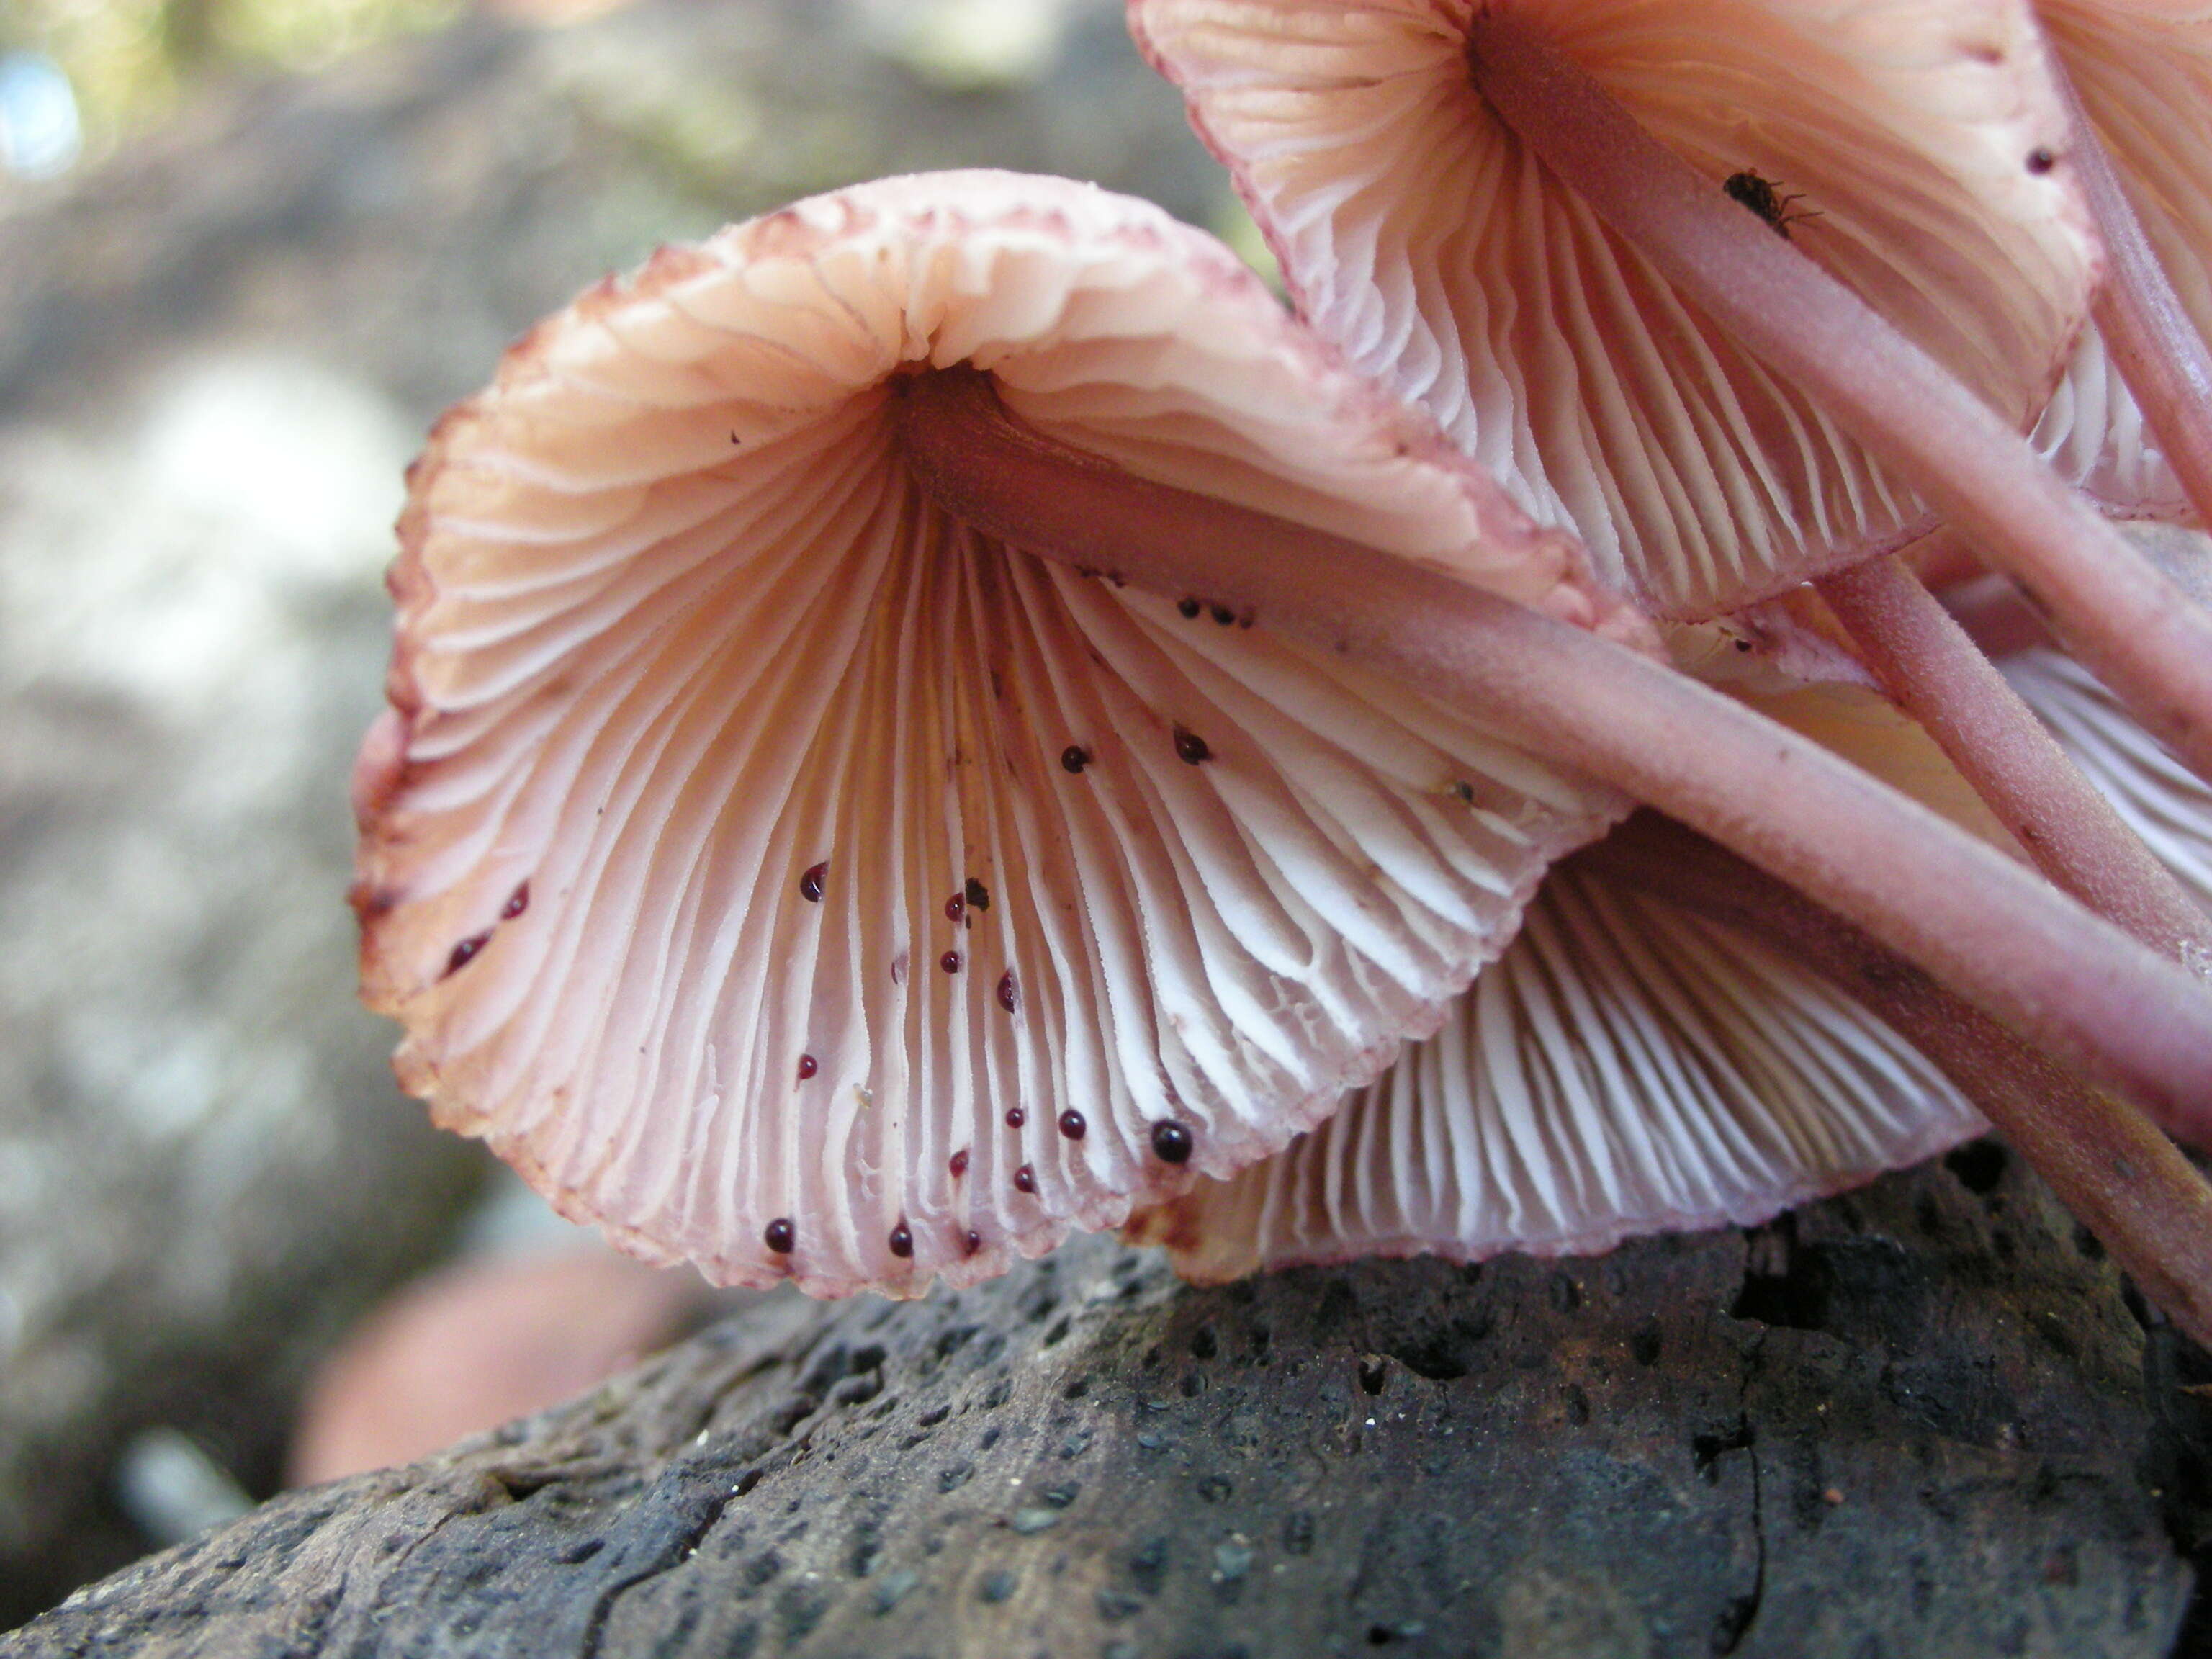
[1722, 169, 1820, 240]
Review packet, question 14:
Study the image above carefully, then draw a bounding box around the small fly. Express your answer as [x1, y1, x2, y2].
[1723, 169, 1820, 240]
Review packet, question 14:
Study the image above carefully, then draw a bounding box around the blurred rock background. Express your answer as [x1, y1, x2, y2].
[0, 0, 1238, 1624]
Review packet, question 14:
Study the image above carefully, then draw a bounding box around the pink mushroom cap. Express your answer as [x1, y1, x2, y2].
[1130, 0, 2102, 616]
[1131, 644, 2212, 1282]
[352, 171, 1637, 1298]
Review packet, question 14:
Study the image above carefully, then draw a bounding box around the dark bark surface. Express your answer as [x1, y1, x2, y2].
[13, 1145, 2207, 1658]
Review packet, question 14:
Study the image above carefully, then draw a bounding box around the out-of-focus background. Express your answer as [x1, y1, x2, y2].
[0, 0, 1251, 1624]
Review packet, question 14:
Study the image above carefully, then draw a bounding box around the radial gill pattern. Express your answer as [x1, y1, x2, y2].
[2029, 1, 2212, 516]
[351, 171, 1627, 1298]
[2002, 645, 2212, 924]
[1130, 0, 2098, 616]
[1125, 864, 1982, 1282]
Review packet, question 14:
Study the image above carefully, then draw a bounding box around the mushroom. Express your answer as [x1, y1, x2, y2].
[1130, 0, 2212, 892]
[1128, 853, 1984, 1277]
[352, 170, 1634, 1298]
[1128, 0, 2094, 616]
[2030, 1, 2212, 527]
[1122, 518, 2212, 1325]
[289, 1248, 719, 1484]
[361, 168, 2212, 1312]
[2002, 639, 2212, 930]
[1120, 668, 2023, 1292]
[894, 352, 2212, 1334]
[896, 341, 2212, 1143]
[1129, 804, 2212, 1341]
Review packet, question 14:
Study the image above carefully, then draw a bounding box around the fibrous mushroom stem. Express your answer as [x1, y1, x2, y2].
[1581, 811, 2212, 1352]
[1462, 12, 2212, 788]
[2061, 67, 2212, 534]
[1816, 552, 2212, 966]
[894, 367, 2212, 1144]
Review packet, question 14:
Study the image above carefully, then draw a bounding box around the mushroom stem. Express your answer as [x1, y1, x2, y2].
[1462, 12, 2212, 788]
[1581, 811, 2212, 1352]
[2060, 66, 2212, 534]
[895, 367, 2212, 1143]
[1815, 552, 2212, 966]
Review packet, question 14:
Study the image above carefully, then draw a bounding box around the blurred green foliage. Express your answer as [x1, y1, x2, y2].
[7, 0, 464, 157]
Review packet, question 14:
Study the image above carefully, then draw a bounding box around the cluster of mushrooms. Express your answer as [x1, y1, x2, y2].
[352, 0, 2212, 1334]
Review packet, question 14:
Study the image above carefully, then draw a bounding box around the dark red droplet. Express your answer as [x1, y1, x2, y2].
[949, 1148, 970, 1178]
[966, 876, 990, 912]
[1151, 1120, 1193, 1164]
[2026, 146, 2056, 174]
[1058, 1109, 1087, 1141]
[1005, 1106, 1027, 1129]
[764, 1218, 795, 1254]
[1173, 726, 1210, 765]
[940, 950, 963, 974]
[945, 892, 965, 924]
[1178, 597, 1202, 619]
[1210, 604, 1235, 626]
[800, 861, 827, 902]
[1014, 1164, 1037, 1194]
[964, 1229, 984, 1256]
[797, 1053, 818, 1081]
[889, 1221, 914, 1259]
[501, 881, 531, 920]
[1061, 745, 1091, 774]
[443, 932, 492, 978]
[997, 970, 1019, 1014]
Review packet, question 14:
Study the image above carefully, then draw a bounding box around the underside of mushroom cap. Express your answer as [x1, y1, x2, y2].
[1128, 672, 2029, 1281]
[2028, 1, 2212, 518]
[2000, 644, 2212, 923]
[1130, 0, 2100, 617]
[2032, 320, 2190, 514]
[1125, 861, 1984, 1281]
[1128, 637, 2212, 1283]
[352, 171, 1629, 1299]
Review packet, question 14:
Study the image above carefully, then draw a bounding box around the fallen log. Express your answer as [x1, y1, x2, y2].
[10, 1146, 2205, 1657]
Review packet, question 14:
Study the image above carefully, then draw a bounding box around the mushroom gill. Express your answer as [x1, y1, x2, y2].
[1127, 678, 2016, 1280]
[1129, 0, 2097, 617]
[2002, 643, 2212, 930]
[1130, 640, 2212, 1337]
[1132, 0, 2212, 976]
[1126, 858, 1982, 1280]
[2030, 0, 2212, 521]
[351, 171, 1629, 1298]
[1130, 802, 2212, 1339]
